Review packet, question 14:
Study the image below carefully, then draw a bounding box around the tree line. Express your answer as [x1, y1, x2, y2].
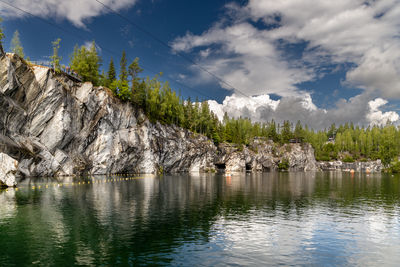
[1, 26, 400, 167]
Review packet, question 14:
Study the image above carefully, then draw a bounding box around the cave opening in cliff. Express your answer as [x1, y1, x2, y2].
[246, 164, 252, 171]
[215, 163, 226, 170]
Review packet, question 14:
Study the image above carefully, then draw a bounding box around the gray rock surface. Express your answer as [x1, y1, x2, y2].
[0, 53, 320, 187]
[0, 54, 216, 178]
[317, 160, 382, 172]
[0, 153, 18, 187]
[217, 140, 318, 172]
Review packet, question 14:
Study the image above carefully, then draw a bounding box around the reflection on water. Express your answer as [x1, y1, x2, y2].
[1, 172, 400, 266]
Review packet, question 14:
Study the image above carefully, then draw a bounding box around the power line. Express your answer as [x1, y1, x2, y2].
[93, 0, 251, 99]
[0, 0, 210, 101]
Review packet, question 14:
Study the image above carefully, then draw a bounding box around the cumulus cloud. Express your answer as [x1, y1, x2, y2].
[367, 98, 399, 125]
[171, 0, 400, 99]
[208, 94, 399, 129]
[172, 22, 312, 97]
[0, 0, 137, 28]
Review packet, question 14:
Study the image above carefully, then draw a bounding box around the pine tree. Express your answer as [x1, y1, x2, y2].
[128, 57, 143, 88]
[267, 120, 278, 142]
[50, 38, 62, 73]
[294, 120, 304, 142]
[11, 30, 24, 58]
[120, 50, 128, 83]
[327, 123, 336, 138]
[281, 120, 292, 143]
[106, 58, 116, 88]
[380, 124, 398, 166]
[70, 41, 101, 86]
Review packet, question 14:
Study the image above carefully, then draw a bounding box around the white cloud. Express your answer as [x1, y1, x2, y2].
[208, 94, 399, 129]
[171, 0, 400, 99]
[367, 98, 399, 125]
[172, 22, 312, 97]
[199, 48, 211, 58]
[0, 0, 137, 28]
[83, 41, 102, 53]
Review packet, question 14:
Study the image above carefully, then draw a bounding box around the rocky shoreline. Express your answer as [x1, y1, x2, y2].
[0, 53, 382, 187]
[317, 160, 382, 173]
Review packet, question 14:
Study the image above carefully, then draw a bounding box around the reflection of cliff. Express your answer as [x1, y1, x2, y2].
[1, 173, 400, 265]
[0, 190, 17, 223]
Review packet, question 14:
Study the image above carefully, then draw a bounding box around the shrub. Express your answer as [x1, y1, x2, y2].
[342, 155, 355, 163]
[316, 154, 331, 161]
[386, 161, 400, 173]
[278, 158, 289, 171]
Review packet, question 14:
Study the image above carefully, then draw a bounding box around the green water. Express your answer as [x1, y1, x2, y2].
[1, 172, 400, 266]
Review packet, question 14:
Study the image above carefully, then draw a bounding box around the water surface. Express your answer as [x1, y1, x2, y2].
[1, 172, 400, 266]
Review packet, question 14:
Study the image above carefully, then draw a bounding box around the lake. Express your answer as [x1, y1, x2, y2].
[1, 172, 400, 266]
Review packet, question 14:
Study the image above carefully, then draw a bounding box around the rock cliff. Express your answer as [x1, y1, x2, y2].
[317, 160, 382, 172]
[0, 53, 320, 187]
[0, 53, 216, 182]
[217, 140, 318, 172]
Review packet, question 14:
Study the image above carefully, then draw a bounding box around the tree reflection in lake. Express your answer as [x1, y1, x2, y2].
[0, 172, 399, 266]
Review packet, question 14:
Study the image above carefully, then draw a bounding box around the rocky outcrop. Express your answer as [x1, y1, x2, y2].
[0, 153, 18, 187]
[217, 140, 318, 172]
[317, 160, 382, 172]
[0, 53, 216, 179]
[0, 53, 322, 187]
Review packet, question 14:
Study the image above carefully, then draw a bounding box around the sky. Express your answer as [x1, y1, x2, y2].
[1, 0, 400, 129]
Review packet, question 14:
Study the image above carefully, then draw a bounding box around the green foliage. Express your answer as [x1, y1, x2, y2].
[11, 30, 24, 58]
[315, 143, 338, 161]
[60, 43, 400, 165]
[50, 38, 62, 73]
[342, 155, 355, 163]
[120, 50, 128, 83]
[115, 80, 130, 101]
[106, 58, 116, 88]
[379, 124, 398, 166]
[278, 158, 289, 171]
[280, 120, 293, 144]
[294, 120, 304, 142]
[0, 17, 4, 46]
[128, 57, 143, 85]
[386, 160, 400, 173]
[70, 41, 101, 85]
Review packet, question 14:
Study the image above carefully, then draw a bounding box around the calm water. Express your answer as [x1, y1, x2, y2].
[1, 172, 400, 266]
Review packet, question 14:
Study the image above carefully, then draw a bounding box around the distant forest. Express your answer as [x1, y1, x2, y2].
[3, 35, 400, 168]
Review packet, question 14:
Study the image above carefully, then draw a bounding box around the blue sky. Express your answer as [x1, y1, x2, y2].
[1, 0, 400, 128]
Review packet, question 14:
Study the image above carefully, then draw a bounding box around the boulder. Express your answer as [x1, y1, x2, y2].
[0, 153, 18, 187]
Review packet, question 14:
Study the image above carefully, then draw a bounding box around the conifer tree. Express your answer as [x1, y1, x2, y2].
[128, 57, 143, 90]
[280, 120, 292, 143]
[106, 58, 116, 88]
[114, 50, 130, 100]
[50, 38, 62, 73]
[70, 41, 101, 86]
[11, 30, 24, 58]
[294, 120, 304, 142]
[120, 50, 128, 82]
[99, 70, 106, 86]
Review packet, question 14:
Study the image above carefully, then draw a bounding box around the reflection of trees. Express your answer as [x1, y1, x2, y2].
[0, 172, 399, 265]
